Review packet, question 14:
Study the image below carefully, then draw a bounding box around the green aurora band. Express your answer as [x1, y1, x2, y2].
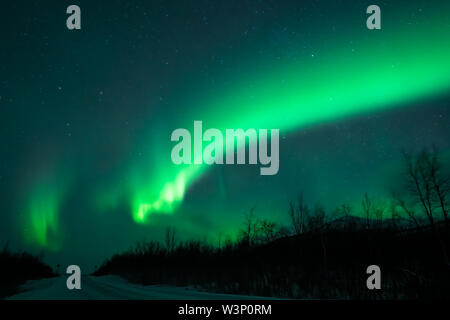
[24, 6, 450, 247]
[126, 11, 450, 223]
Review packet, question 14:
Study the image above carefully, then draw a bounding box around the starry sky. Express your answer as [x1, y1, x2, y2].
[1, 0, 449, 270]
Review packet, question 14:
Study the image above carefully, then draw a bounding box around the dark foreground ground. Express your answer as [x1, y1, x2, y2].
[0, 246, 55, 298]
[95, 220, 450, 299]
[2, 218, 449, 300]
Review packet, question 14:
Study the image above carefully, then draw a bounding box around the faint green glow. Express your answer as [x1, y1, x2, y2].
[23, 184, 64, 251]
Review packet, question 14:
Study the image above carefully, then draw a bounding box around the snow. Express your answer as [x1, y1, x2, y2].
[6, 275, 275, 300]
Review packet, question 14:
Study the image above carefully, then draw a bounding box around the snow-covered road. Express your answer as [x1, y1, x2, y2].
[7, 275, 272, 300]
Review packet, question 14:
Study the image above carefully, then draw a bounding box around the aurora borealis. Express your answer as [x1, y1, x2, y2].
[1, 0, 450, 269]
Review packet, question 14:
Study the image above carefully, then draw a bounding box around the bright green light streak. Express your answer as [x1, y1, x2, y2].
[107, 9, 450, 223]
[131, 164, 204, 223]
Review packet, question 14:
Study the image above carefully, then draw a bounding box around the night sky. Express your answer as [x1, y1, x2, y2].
[1, 0, 450, 270]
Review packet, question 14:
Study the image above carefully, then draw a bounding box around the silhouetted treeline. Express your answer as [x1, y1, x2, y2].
[0, 244, 55, 298]
[94, 219, 450, 299]
[95, 146, 450, 299]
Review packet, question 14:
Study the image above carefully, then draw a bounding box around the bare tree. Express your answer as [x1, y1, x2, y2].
[403, 151, 436, 225]
[223, 234, 233, 249]
[331, 204, 354, 230]
[339, 204, 352, 219]
[217, 231, 223, 249]
[260, 219, 278, 243]
[423, 147, 449, 228]
[362, 193, 373, 230]
[276, 226, 292, 238]
[306, 204, 326, 232]
[388, 200, 398, 229]
[165, 226, 177, 253]
[373, 200, 386, 229]
[240, 207, 261, 246]
[403, 149, 449, 265]
[288, 193, 309, 235]
[390, 191, 420, 228]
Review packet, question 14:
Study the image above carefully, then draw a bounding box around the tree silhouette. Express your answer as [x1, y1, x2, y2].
[165, 226, 177, 253]
[288, 193, 309, 235]
[402, 148, 449, 265]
